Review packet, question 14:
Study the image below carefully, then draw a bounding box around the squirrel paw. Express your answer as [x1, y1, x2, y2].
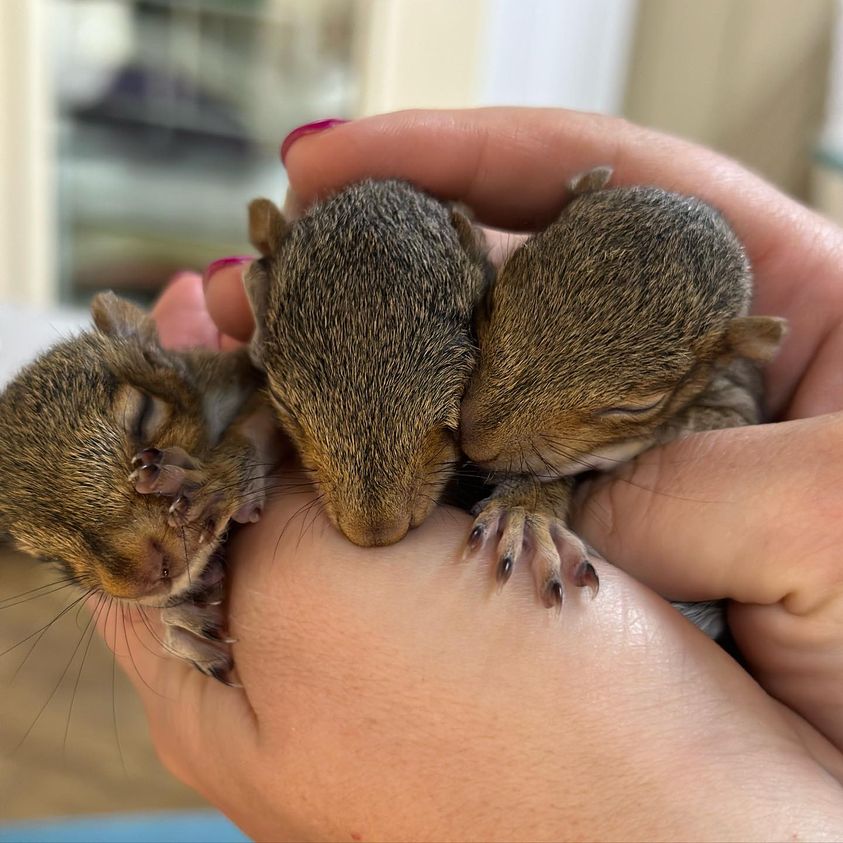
[231, 499, 264, 525]
[464, 499, 599, 608]
[164, 624, 238, 685]
[162, 595, 238, 686]
[166, 490, 224, 533]
[128, 447, 219, 531]
[130, 447, 206, 498]
[131, 447, 262, 532]
[162, 599, 235, 645]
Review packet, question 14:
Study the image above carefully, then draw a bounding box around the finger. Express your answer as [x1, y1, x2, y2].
[571, 413, 843, 614]
[220, 333, 247, 351]
[93, 599, 257, 793]
[204, 261, 254, 343]
[784, 320, 843, 419]
[284, 108, 804, 262]
[151, 273, 222, 351]
[283, 109, 843, 415]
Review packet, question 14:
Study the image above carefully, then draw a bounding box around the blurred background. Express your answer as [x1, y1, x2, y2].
[0, 0, 840, 832]
[1, 0, 841, 309]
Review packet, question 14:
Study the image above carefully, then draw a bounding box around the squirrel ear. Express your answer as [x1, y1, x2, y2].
[248, 198, 288, 257]
[91, 291, 159, 344]
[722, 315, 787, 363]
[450, 205, 494, 309]
[450, 206, 481, 252]
[243, 262, 269, 370]
[569, 166, 613, 195]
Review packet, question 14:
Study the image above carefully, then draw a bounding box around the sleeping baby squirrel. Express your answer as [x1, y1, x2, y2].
[244, 179, 490, 548]
[0, 293, 281, 682]
[0, 181, 486, 685]
[461, 166, 786, 612]
[0, 170, 780, 686]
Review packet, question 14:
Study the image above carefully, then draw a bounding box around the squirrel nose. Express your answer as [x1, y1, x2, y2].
[136, 538, 183, 597]
[461, 440, 502, 466]
[459, 400, 502, 465]
[460, 428, 502, 465]
[337, 515, 410, 547]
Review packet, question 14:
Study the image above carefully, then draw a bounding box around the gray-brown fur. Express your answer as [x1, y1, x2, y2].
[462, 168, 785, 477]
[0, 293, 279, 679]
[461, 167, 786, 621]
[246, 179, 490, 546]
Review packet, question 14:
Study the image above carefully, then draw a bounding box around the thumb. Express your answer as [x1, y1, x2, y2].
[152, 272, 222, 350]
[571, 413, 843, 613]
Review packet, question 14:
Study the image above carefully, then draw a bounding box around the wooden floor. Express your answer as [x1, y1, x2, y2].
[0, 547, 204, 822]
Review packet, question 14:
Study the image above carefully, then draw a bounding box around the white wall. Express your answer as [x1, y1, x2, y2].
[478, 0, 637, 114]
[356, 0, 638, 115]
[0, 0, 55, 306]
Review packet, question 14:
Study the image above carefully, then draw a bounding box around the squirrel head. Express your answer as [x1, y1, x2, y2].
[460, 182, 786, 477]
[244, 180, 490, 546]
[0, 293, 224, 602]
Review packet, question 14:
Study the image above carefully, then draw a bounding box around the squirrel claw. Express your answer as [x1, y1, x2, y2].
[496, 554, 514, 585]
[132, 447, 163, 469]
[573, 559, 600, 597]
[206, 665, 243, 689]
[466, 524, 486, 554]
[467, 494, 598, 610]
[167, 494, 190, 527]
[462, 514, 500, 561]
[543, 578, 564, 609]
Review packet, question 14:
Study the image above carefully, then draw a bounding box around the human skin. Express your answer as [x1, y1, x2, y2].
[103, 108, 843, 841]
[207, 107, 843, 750]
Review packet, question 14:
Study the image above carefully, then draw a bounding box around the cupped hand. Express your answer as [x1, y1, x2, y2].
[96, 264, 843, 842]
[110, 432, 843, 843]
[203, 108, 843, 751]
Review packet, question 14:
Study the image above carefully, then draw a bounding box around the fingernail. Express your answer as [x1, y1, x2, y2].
[280, 118, 349, 164]
[203, 256, 252, 288]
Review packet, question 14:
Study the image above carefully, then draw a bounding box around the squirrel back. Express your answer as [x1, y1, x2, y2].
[461, 168, 785, 473]
[246, 179, 490, 546]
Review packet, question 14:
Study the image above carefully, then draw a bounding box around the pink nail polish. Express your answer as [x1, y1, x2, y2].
[202, 256, 253, 288]
[280, 118, 349, 163]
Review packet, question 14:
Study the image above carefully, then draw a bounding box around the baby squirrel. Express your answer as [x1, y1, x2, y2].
[244, 179, 489, 547]
[461, 166, 786, 612]
[0, 293, 281, 682]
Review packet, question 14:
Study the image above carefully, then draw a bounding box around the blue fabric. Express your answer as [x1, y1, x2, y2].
[0, 811, 250, 842]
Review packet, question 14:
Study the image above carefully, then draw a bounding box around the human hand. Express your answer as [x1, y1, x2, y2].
[94, 266, 843, 842]
[202, 108, 843, 753]
[107, 332, 843, 843]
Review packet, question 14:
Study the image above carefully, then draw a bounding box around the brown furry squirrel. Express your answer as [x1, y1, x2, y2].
[0, 180, 487, 684]
[244, 179, 490, 547]
[0, 293, 281, 682]
[461, 167, 786, 615]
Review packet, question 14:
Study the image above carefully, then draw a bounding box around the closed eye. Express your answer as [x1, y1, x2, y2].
[115, 384, 170, 443]
[135, 392, 170, 442]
